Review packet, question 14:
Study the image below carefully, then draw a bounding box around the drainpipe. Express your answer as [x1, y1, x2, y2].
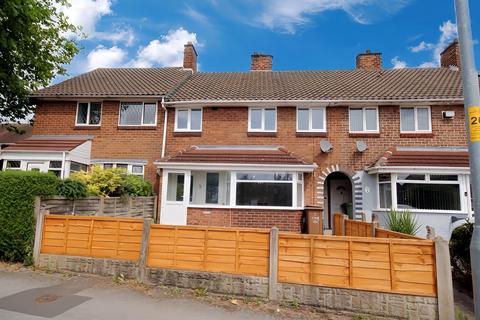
[161, 96, 168, 158]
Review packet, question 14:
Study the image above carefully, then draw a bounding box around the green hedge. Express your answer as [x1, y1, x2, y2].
[0, 170, 60, 264]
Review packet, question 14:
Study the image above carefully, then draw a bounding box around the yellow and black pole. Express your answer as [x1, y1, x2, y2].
[455, 0, 480, 318]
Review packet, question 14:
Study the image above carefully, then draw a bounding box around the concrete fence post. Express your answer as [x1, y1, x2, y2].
[426, 226, 436, 240]
[268, 227, 279, 301]
[97, 197, 104, 216]
[33, 201, 46, 267]
[371, 213, 379, 237]
[137, 218, 152, 283]
[434, 236, 455, 320]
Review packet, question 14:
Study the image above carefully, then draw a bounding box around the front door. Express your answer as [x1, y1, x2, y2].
[160, 170, 190, 225]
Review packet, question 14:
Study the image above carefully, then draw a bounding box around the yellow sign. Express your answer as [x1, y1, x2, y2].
[469, 107, 480, 142]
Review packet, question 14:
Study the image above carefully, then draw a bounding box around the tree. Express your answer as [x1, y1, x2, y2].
[0, 0, 79, 125]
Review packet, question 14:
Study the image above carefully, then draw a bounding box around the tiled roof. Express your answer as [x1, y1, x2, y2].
[159, 146, 313, 165]
[371, 147, 469, 168]
[2, 137, 89, 152]
[0, 124, 33, 145]
[167, 68, 463, 102]
[32, 68, 192, 98]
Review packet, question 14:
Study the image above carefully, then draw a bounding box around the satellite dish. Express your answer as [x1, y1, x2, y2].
[356, 140, 368, 152]
[320, 140, 333, 153]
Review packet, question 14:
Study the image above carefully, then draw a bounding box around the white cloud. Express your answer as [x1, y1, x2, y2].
[61, 0, 135, 45]
[253, 0, 412, 33]
[409, 41, 435, 53]
[131, 28, 198, 68]
[412, 20, 458, 67]
[391, 56, 407, 69]
[86, 45, 127, 70]
[184, 5, 210, 25]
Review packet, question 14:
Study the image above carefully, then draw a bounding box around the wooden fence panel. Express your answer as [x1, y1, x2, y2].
[40, 215, 143, 260]
[147, 225, 269, 277]
[345, 220, 372, 237]
[375, 228, 423, 240]
[277, 233, 436, 297]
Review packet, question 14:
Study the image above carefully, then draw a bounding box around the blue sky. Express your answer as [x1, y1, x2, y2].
[60, 0, 480, 79]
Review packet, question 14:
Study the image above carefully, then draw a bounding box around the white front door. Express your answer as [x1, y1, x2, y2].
[160, 170, 190, 225]
[26, 162, 46, 172]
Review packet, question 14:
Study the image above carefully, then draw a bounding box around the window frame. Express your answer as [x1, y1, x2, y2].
[348, 107, 379, 133]
[99, 163, 145, 176]
[118, 102, 158, 127]
[296, 106, 327, 132]
[75, 102, 102, 126]
[400, 106, 432, 133]
[174, 107, 203, 132]
[248, 107, 277, 132]
[377, 172, 467, 213]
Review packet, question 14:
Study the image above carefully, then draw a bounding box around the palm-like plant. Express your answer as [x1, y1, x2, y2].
[385, 209, 421, 235]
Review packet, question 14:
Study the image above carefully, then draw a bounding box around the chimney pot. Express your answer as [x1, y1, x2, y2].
[440, 39, 460, 69]
[183, 42, 197, 72]
[251, 52, 273, 71]
[356, 50, 382, 70]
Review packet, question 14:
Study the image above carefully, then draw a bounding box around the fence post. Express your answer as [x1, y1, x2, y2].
[153, 195, 158, 222]
[371, 213, 379, 237]
[342, 214, 347, 236]
[434, 236, 454, 320]
[426, 226, 436, 240]
[97, 197, 104, 216]
[137, 218, 152, 283]
[268, 227, 279, 301]
[33, 202, 45, 267]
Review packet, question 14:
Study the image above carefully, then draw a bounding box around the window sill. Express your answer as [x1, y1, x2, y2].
[296, 132, 327, 137]
[247, 132, 277, 137]
[400, 132, 434, 138]
[173, 131, 202, 137]
[74, 126, 101, 130]
[349, 132, 380, 138]
[117, 126, 157, 130]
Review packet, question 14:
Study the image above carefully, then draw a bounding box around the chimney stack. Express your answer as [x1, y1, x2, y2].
[440, 40, 460, 69]
[183, 42, 197, 72]
[356, 50, 382, 70]
[251, 52, 273, 71]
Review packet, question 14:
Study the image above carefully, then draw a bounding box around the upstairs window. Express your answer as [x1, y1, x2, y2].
[349, 107, 378, 133]
[76, 102, 101, 126]
[297, 107, 326, 132]
[249, 107, 276, 132]
[400, 107, 431, 132]
[119, 102, 157, 126]
[175, 108, 202, 131]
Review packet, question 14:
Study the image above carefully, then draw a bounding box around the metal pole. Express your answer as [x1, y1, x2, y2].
[455, 0, 480, 317]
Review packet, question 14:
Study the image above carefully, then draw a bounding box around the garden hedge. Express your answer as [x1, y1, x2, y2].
[0, 170, 60, 264]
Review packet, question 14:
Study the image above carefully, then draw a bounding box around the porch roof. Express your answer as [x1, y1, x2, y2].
[155, 146, 317, 171]
[368, 147, 470, 171]
[1, 136, 91, 152]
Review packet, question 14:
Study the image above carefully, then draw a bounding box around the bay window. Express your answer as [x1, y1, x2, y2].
[186, 171, 303, 208]
[378, 173, 466, 212]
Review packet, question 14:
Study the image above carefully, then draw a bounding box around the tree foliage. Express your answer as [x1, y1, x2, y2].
[0, 0, 78, 123]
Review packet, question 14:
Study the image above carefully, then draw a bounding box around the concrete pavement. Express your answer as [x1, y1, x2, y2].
[0, 269, 277, 320]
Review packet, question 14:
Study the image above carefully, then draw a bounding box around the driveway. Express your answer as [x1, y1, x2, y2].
[0, 267, 278, 320]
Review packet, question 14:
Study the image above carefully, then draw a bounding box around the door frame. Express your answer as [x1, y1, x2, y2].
[160, 169, 191, 225]
[324, 171, 354, 229]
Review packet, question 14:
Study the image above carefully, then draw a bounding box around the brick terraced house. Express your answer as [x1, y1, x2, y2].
[1, 41, 474, 239]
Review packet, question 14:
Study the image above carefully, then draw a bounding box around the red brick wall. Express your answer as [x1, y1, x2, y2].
[32, 100, 164, 184]
[187, 207, 303, 232]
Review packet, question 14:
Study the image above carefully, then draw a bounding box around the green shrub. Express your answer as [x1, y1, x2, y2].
[70, 165, 125, 197]
[0, 170, 60, 264]
[121, 175, 153, 197]
[56, 178, 88, 200]
[450, 221, 473, 293]
[385, 209, 421, 235]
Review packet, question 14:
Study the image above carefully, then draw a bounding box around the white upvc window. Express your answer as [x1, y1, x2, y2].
[400, 106, 431, 132]
[119, 102, 157, 126]
[101, 163, 145, 176]
[349, 107, 379, 133]
[377, 173, 468, 213]
[76, 102, 102, 126]
[297, 107, 326, 132]
[174, 107, 202, 132]
[248, 107, 276, 132]
[5, 160, 21, 170]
